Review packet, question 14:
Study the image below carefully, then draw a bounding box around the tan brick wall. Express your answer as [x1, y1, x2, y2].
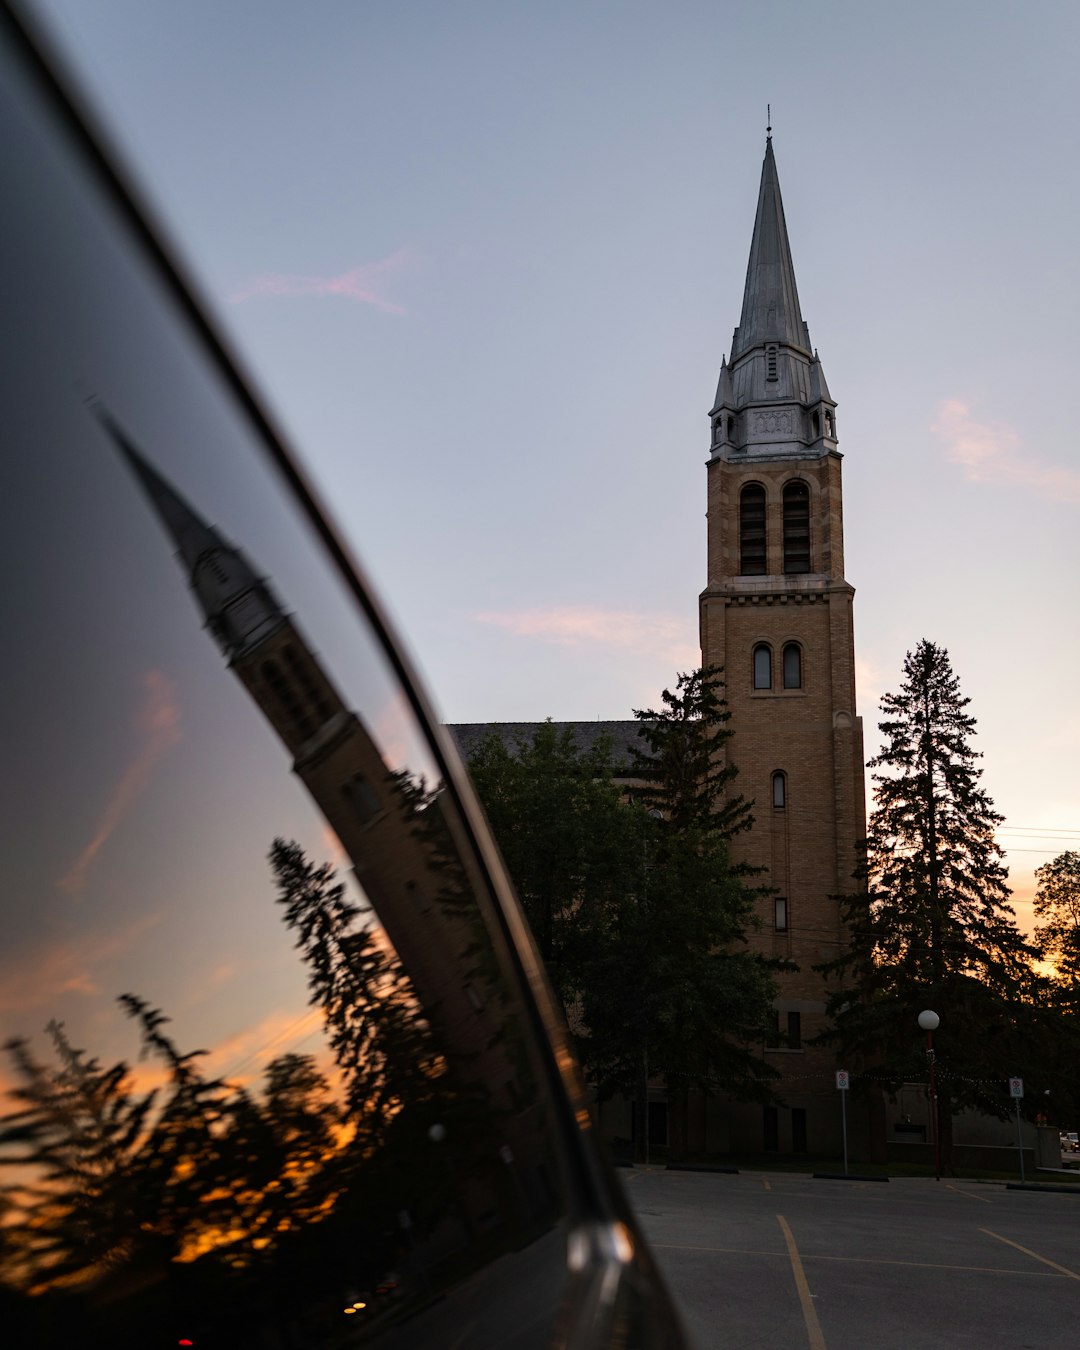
[700, 450, 866, 1147]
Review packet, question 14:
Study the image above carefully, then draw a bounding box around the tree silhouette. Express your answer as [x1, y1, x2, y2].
[0, 1022, 156, 1288]
[1034, 852, 1080, 991]
[818, 640, 1042, 1172]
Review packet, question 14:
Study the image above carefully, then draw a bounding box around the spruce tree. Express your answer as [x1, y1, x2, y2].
[615, 667, 776, 1157]
[820, 640, 1038, 1171]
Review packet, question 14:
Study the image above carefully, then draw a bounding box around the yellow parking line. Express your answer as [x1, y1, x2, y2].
[946, 1183, 992, 1204]
[649, 1241, 1059, 1278]
[777, 1216, 827, 1350]
[981, 1229, 1080, 1281]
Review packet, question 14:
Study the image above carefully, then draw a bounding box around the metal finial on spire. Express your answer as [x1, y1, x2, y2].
[766, 104, 772, 140]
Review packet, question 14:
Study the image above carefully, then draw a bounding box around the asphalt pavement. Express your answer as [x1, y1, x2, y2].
[625, 1166, 1080, 1349]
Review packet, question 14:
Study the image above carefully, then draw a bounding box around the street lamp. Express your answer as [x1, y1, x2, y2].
[918, 1010, 941, 1180]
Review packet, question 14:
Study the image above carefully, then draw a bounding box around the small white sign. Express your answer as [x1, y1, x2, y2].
[1009, 1077, 1024, 1099]
[836, 1070, 850, 1091]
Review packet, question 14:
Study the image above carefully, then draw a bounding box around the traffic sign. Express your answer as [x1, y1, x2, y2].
[1009, 1077, 1024, 1099]
[835, 1070, 850, 1091]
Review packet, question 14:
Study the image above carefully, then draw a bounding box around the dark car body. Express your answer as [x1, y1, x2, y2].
[0, 3, 685, 1345]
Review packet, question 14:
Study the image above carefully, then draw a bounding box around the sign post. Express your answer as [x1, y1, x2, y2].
[836, 1071, 850, 1176]
[1009, 1078, 1024, 1182]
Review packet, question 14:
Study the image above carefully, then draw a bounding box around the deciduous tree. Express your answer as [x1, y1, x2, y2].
[1033, 851, 1080, 990]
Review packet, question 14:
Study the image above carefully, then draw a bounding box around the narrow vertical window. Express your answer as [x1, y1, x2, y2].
[739, 484, 767, 575]
[261, 659, 315, 739]
[753, 644, 772, 690]
[783, 643, 802, 689]
[787, 1011, 802, 1049]
[774, 897, 788, 931]
[772, 771, 786, 809]
[783, 481, 811, 573]
[766, 344, 778, 382]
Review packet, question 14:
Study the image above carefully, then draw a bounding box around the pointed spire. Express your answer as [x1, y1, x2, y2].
[731, 137, 808, 359]
[96, 405, 287, 660]
[809, 351, 832, 404]
[710, 355, 734, 415]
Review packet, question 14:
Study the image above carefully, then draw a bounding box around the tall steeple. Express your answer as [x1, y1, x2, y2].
[698, 129, 865, 1164]
[710, 137, 836, 463]
[98, 409, 287, 662]
[732, 136, 809, 359]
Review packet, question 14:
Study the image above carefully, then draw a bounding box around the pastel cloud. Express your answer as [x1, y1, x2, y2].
[474, 606, 699, 666]
[933, 399, 1080, 503]
[59, 671, 181, 896]
[228, 248, 409, 312]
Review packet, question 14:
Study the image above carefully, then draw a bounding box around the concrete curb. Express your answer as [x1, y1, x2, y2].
[664, 1164, 740, 1174]
[1006, 1182, 1080, 1195]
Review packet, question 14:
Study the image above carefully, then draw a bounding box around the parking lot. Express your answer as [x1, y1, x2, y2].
[626, 1167, 1080, 1349]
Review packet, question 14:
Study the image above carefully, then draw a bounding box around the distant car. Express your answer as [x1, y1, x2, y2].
[1066, 1133, 1079, 1152]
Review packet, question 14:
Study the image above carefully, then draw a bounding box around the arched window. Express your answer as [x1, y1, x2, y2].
[783, 643, 802, 689]
[261, 659, 315, 739]
[283, 643, 334, 721]
[772, 771, 786, 808]
[753, 644, 772, 690]
[783, 480, 811, 574]
[740, 484, 767, 575]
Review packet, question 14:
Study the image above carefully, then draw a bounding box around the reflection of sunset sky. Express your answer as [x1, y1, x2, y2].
[0, 60, 433, 1111]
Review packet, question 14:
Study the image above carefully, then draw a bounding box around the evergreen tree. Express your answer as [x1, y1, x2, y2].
[819, 640, 1039, 1172]
[1033, 851, 1080, 990]
[465, 721, 635, 1007]
[611, 667, 776, 1155]
[468, 671, 778, 1161]
[629, 666, 754, 840]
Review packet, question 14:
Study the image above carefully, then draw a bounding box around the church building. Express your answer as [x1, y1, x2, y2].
[453, 132, 867, 1159]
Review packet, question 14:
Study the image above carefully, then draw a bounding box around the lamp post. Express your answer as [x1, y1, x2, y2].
[918, 1010, 941, 1180]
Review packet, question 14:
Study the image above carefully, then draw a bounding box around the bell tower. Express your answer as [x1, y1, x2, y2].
[699, 135, 866, 1155]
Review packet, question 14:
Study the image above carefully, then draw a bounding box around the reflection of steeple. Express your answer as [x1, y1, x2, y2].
[99, 409, 286, 662]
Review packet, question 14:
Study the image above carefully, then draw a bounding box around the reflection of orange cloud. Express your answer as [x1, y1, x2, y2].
[320, 826, 348, 871]
[0, 911, 163, 1016]
[59, 671, 181, 896]
[181, 961, 239, 1012]
[206, 1007, 325, 1086]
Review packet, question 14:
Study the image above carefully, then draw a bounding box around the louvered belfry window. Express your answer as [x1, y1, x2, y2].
[782, 481, 811, 574]
[740, 484, 767, 575]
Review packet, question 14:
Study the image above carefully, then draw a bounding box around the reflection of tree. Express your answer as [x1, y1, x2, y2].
[268, 838, 498, 1237]
[0, 839, 503, 1345]
[269, 838, 446, 1143]
[0, 1020, 156, 1289]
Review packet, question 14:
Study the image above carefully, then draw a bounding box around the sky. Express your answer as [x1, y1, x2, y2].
[29, 0, 1080, 929]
